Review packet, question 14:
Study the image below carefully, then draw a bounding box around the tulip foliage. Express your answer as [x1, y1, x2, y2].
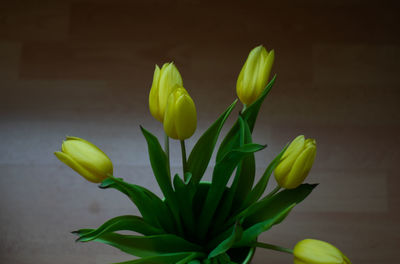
[58, 46, 351, 264]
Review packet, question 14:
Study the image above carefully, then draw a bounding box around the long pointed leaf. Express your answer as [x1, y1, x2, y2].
[208, 223, 243, 258]
[114, 252, 204, 264]
[187, 100, 237, 184]
[140, 126, 174, 200]
[216, 75, 276, 163]
[100, 177, 175, 233]
[243, 184, 317, 227]
[211, 117, 245, 229]
[140, 127, 183, 235]
[241, 75, 276, 132]
[233, 204, 295, 248]
[231, 118, 256, 208]
[221, 184, 317, 232]
[220, 117, 256, 223]
[93, 233, 202, 258]
[173, 174, 196, 236]
[241, 144, 288, 209]
[76, 215, 163, 242]
[197, 143, 266, 240]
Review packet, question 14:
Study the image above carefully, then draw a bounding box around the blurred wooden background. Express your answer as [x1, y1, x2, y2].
[1, 0, 399, 263]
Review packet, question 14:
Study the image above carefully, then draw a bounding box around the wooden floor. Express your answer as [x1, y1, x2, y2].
[1, 0, 399, 263]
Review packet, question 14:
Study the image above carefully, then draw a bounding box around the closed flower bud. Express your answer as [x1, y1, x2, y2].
[236, 45, 275, 105]
[54, 137, 113, 183]
[274, 135, 316, 189]
[294, 239, 351, 264]
[149, 62, 183, 122]
[163, 87, 197, 140]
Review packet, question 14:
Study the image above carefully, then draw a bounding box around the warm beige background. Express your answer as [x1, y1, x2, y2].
[1, 0, 399, 263]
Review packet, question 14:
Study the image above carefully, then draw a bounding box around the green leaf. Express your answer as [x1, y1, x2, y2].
[99, 177, 175, 233]
[187, 100, 237, 184]
[215, 122, 241, 164]
[176, 252, 205, 264]
[216, 75, 276, 163]
[140, 127, 183, 235]
[197, 143, 266, 240]
[242, 184, 317, 227]
[231, 119, 256, 208]
[76, 215, 163, 242]
[191, 182, 212, 221]
[208, 223, 243, 258]
[92, 232, 202, 258]
[71, 228, 93, 237]
[211, 116, 253, 231]
[214, 253, 232, 264]
[140, 126, 174, 200]
[233, 204, 295, 248]
[220, 184, 317, 233]
[114, 252, 204, 264]
[241, 144, 288, 209]
[173, 174, 196, 235]
[241, 75, 276, 132]
[211, 117, 244, 226]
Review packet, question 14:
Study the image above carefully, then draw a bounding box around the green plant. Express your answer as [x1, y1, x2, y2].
[56, 46, 350, 264]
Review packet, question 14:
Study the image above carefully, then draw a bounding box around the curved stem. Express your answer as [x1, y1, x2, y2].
[180, 140, 187, 180]
[254, 242, 293, 254]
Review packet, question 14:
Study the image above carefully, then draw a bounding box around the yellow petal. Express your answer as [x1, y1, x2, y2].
[284, 145, 315, 189]
[293, 258, 308, 264]
[175, 93, 197, 140]
[158, 63, 183, 118]
[62, 138, 112, 180]
[274, 135, 305, 181]
[163, 87, 197, 140]
[302, 143, 317, 176]
[294, 239, 344, 264]
[242, 46, 263, 102]
[54, 151, 102, 183]
[236, 45, 274, 106]
[342, 254, 352, 264]
[258, 48, 274, 94]
[282, 135, 305, 159]
[163, 89, 179, 139]
[254, 47, 269, 95]
[236, 60, 247, 104]
[149, 65, 162, 122]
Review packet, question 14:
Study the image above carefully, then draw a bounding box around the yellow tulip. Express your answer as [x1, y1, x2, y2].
[294, 239, 351, 264]
[54, 137, 113, 183]
[274, 135, 316, 189]
[163, 87, 197, 140]
[236, 45, 275, 105]
[149, 62, 183, 122]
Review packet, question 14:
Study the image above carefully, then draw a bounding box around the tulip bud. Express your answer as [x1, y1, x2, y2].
[149, 62, 183, 122]
[236, 45, 275, 105]
[54, 137, 113, 183]
[163, 87, 197, 140]
[274, 135, 316, 189]
[294, 239, 351, 264]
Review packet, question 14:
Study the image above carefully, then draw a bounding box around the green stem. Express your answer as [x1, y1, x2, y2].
[264, 185, 281, 200]
[254, 242, 293, 254]
[241, 104, 247, 114]
[164, 133, 170, 172]
[180, 140, 187, 180]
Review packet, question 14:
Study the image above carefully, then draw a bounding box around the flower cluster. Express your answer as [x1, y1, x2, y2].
[55, 45, 351, 264]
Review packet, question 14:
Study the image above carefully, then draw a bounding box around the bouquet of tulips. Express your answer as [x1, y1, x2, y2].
[55, 46, 351, 264]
